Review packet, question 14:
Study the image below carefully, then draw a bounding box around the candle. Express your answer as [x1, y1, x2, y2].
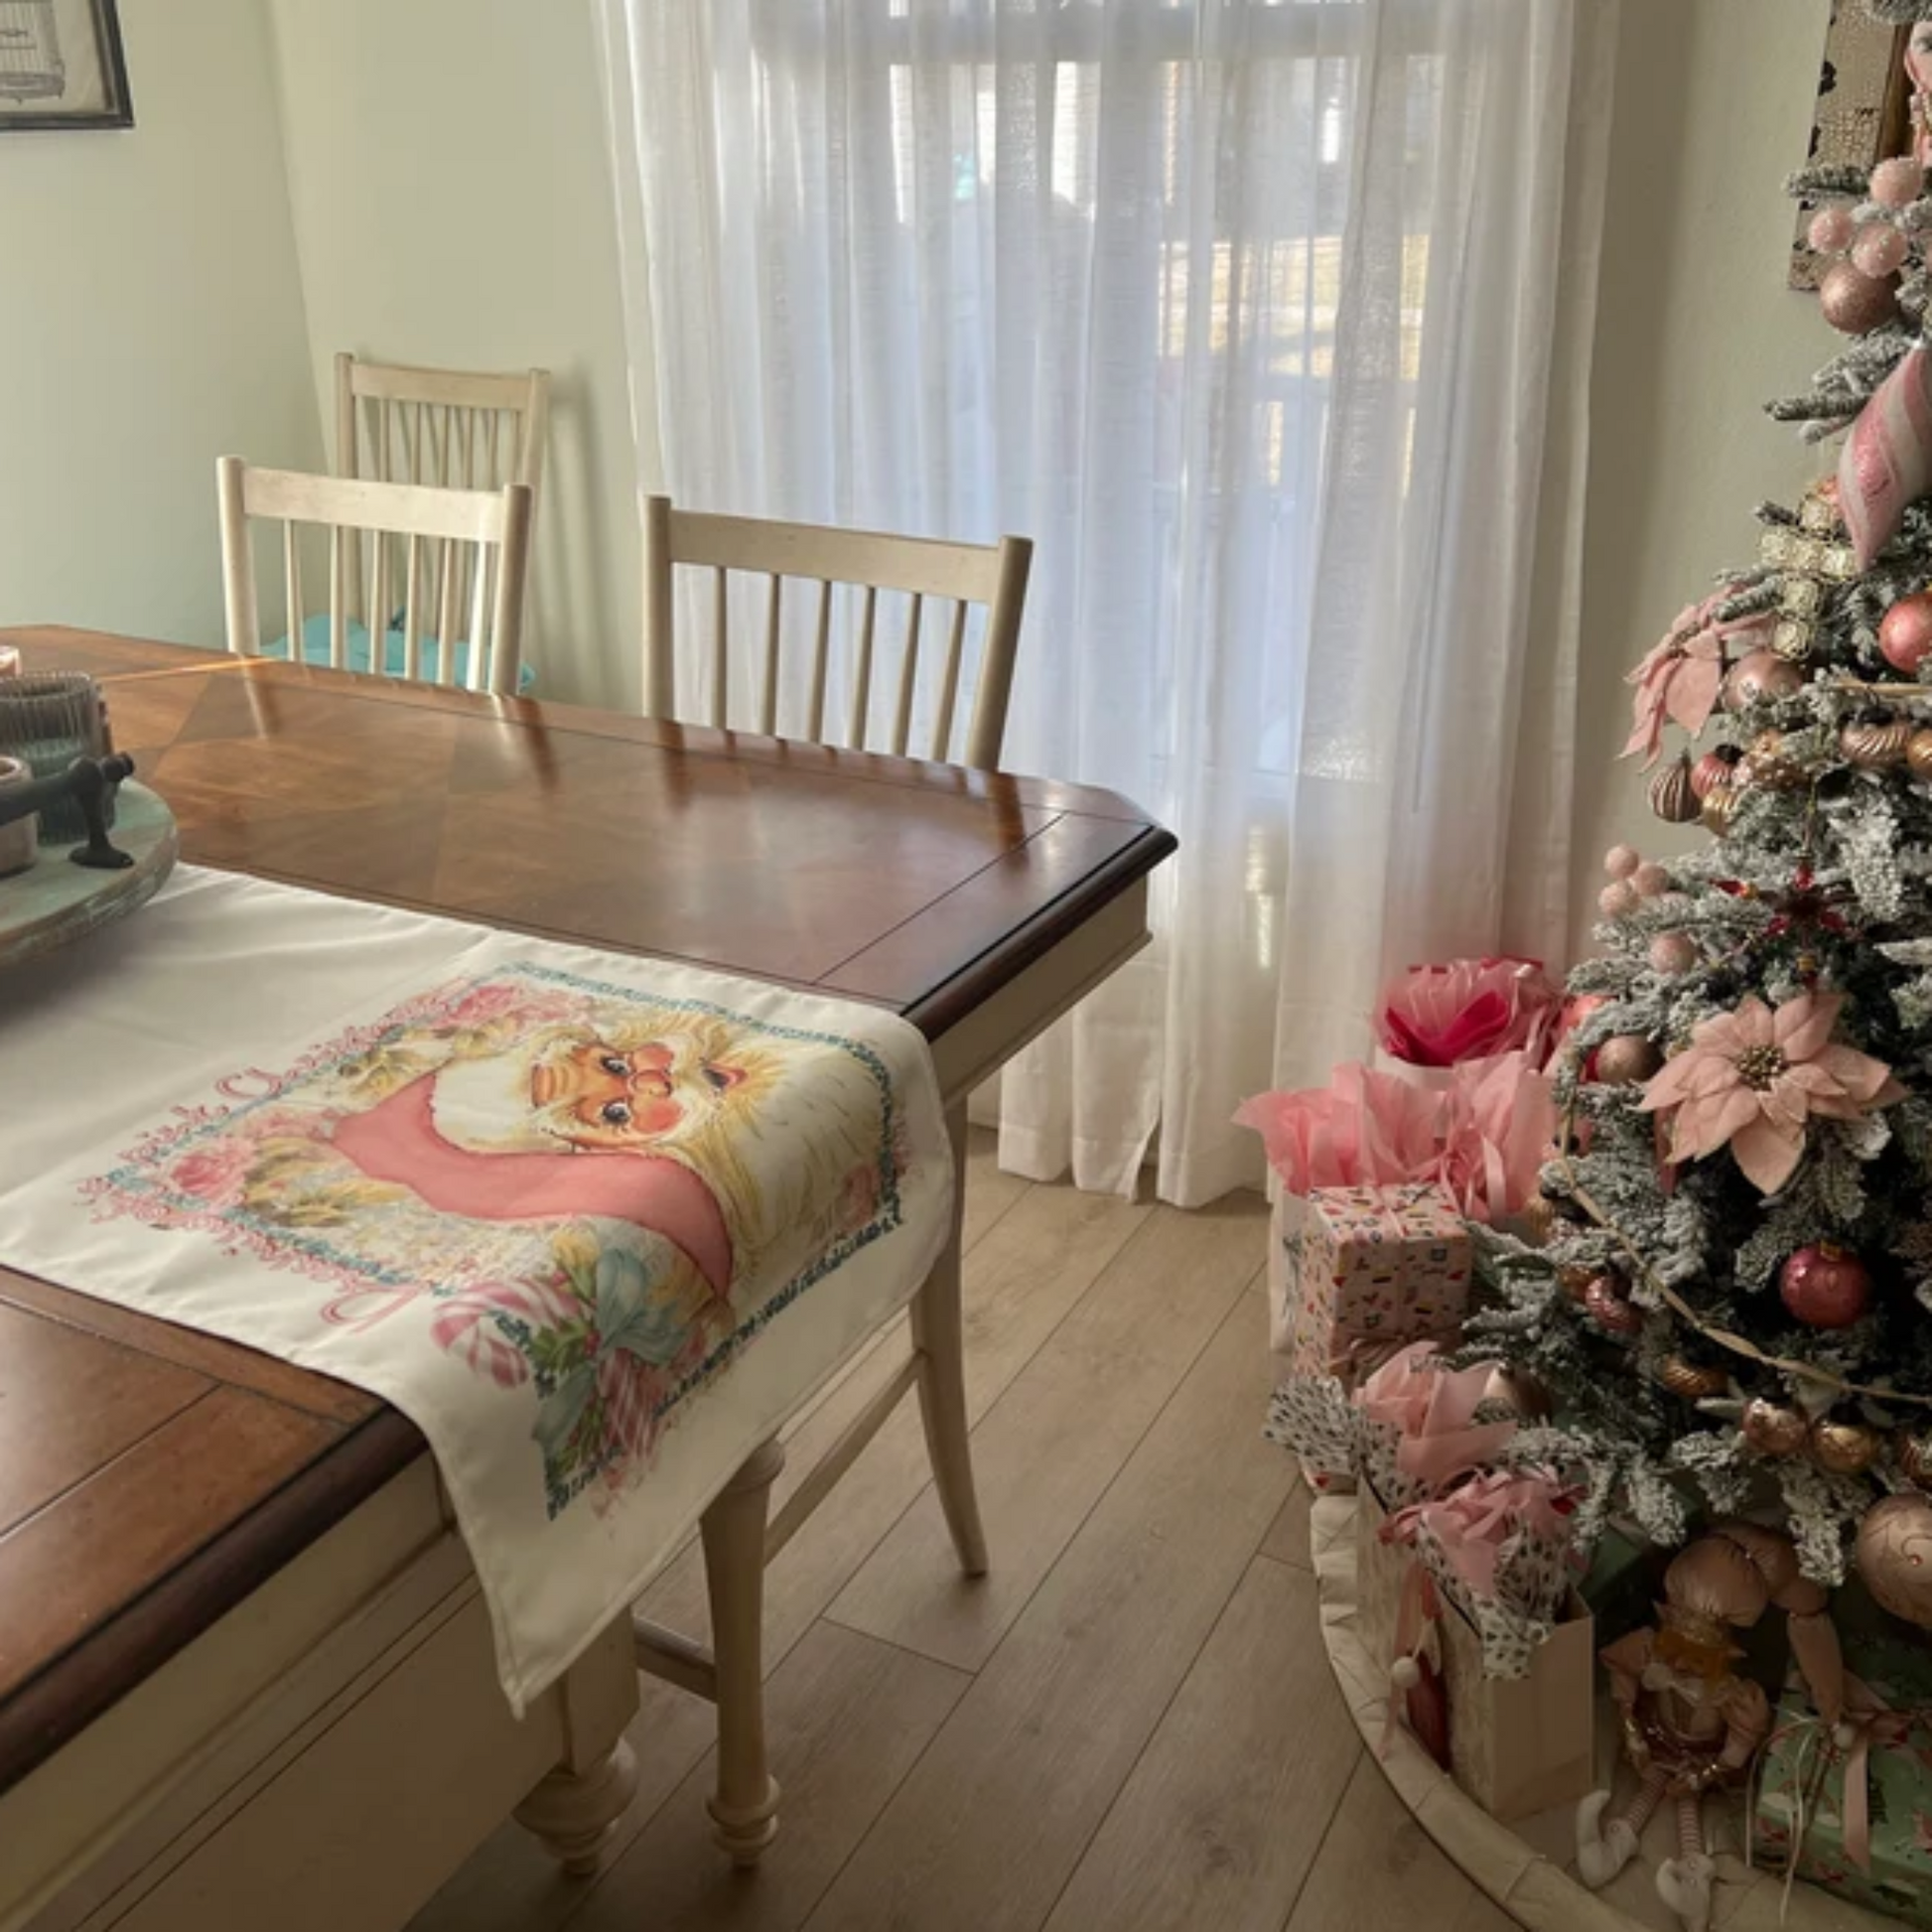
[0, 756, 38, 879]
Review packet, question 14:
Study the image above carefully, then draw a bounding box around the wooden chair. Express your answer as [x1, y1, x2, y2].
[640, 495, 1033, 768]
[215, 457, 533, 697]
[623, 498, 1032, 1868]
[335, 353, 550, 632]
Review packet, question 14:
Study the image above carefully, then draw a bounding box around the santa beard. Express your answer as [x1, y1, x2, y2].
[429, 1035, 584, 1156]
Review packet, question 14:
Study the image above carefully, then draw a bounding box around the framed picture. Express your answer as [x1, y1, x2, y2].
[0, 0, 132, 133]
[1790, 0, 1912, 289]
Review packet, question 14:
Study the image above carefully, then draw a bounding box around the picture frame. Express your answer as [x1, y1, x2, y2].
[0, 0, 133, 134]
[1790, 0, 1913, 290]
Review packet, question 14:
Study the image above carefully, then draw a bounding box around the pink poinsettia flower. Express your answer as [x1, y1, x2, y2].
[1638, 992, 1904, 1196]
[1622, 591, 1771, 767]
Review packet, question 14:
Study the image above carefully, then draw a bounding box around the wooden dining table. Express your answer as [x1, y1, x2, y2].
[0, 627, 1173, 1932]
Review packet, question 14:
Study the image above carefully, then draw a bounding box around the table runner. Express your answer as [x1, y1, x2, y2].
[0, 867, 951, 1710]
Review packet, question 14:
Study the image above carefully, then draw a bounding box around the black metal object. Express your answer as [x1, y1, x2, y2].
[0, 755, 136, 870]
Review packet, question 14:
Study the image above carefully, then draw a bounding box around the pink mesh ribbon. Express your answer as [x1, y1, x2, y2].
[1840, 345, 1932, 569]
[1376, 957, 1560, 1070]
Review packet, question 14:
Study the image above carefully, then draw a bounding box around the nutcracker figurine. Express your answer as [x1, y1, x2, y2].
[1574, 1523, 1844, 1932]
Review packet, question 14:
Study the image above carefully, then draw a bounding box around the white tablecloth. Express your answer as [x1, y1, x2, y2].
[0, 867, 950, 1709]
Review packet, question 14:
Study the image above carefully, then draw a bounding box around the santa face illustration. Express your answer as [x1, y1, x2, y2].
[429, 1028, 751, 1157]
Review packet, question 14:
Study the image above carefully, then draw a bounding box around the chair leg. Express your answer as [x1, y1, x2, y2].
[909, 1104, 989, 1577]
[700, 1436, 786, 1867]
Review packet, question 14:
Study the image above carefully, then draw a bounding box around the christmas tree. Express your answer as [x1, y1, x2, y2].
[1471, 0, 1932, 1616]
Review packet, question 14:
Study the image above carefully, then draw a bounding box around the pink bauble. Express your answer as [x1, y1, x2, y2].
[1598, 881, 1638, 918]
[1584, 1277, 1644, 1337]
[1691, 749, 1741, 798]
[1820, 260, 1900, 335]
[1809, 205, 1857, 253]
[1859, 1494, 1932, 1629]
[1725, 649, 1805, 710]
[1854, 221, 1910, 278]
[1779, 1244, 1872, 1329]
[1630, 861, 1670, 898]
[1873, 156, 1927, 209]
[1880, 591, 1932, 674]
[1604, 844, 1641, 880]
[1648, 931, 1698, 975]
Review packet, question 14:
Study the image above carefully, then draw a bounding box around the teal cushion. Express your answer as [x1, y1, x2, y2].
[274, 614, 534, 692]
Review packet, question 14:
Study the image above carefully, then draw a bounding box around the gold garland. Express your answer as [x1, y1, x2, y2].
[1550, 1117, 1932, 1414]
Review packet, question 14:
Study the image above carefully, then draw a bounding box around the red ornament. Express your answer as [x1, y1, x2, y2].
[1881, 591, 1932, 675]
[1779, 1244, 1872, 1329]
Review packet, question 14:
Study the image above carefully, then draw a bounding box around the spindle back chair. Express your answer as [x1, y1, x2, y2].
[640, 496, 1033, 768]
[215, 457, 533, 697]
[335, 353, 550, 632]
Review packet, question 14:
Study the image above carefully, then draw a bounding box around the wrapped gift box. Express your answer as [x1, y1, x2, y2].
[1752, 1688, 1932, 1928]
[1285, 1182, 1470, 1386]
[1356, 1481, 1594, 1824]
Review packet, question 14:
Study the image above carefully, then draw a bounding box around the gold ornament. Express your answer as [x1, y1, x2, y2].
[1647, 755, 1701, 825]
[1812, 1417, 1883, 1475]
[1735, 729, 1809, 792]
[1741, 1397, 1810, 1456]
[1658, 1356, 1728, 1401]
[1840, 717, 1915, 769]
[1593, 1034, 1663, 1085]
[1909, 729, 1932, 783]
[1858, 1493, 1932, 1629]
[1700, 782, 1737, 834]
[1759, 487, 1859, 658]
[1897, 1430, 1932, 1491]
[1517, 1194, 1557, 1245]
[1584, 1276, 1644, 1336]
[1556, 1263, 1594, 1305]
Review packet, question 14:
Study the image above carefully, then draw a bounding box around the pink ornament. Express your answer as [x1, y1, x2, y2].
[1598, 882, 1638, 918]
[1820, 260, 1900, 335]
[1630, 862, 1670, 898]
[1881, 590, 1932, 673]
[1855, 221, 1910, 278]
[1873, 156, 1927, 209]
[1584, 1278, 1644, 1337]
[1809, 205, 1857, 253]
[1691, 749, 1741, 798]
[1780, 1244, 1872, 1329]
[1725, 650, 1804, 710]
[1604, 844, 1641, 880]
[1648, 932, 1698, 975]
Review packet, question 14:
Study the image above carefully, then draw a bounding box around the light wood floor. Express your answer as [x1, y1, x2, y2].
[410, 1133, 1513, 1932]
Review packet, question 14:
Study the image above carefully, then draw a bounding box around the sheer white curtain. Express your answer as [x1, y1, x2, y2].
[597, 0, 1614, 1207]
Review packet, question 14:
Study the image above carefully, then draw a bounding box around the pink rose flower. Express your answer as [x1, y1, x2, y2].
[169, 1138, 257, 1206]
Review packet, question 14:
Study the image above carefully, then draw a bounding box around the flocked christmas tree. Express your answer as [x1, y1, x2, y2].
[1470, 0, 1932, 1619]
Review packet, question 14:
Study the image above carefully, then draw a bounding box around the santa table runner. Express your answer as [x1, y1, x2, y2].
[0, 867, 951, 1711]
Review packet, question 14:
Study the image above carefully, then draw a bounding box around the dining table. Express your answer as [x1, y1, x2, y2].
[0, 626, 1173, 1932]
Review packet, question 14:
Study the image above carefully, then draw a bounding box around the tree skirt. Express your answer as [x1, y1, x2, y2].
[1309, 1494, 1887, 1931]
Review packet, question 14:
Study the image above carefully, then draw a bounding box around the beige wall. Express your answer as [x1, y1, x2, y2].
[0, 0, 323, 648]
[266, 0, 649, 711]
[1572, 0, 1832, 952]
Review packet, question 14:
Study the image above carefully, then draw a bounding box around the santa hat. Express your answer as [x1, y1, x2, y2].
[332, 1075, 733, 1294]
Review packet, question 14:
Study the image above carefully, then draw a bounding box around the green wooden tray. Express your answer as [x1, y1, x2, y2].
[0, 783, 178, 971]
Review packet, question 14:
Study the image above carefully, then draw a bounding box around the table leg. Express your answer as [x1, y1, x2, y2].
[701, 1436, 786, 1866]
[513, 1737, 639, 1876]
[909, 1103, 988, 1577]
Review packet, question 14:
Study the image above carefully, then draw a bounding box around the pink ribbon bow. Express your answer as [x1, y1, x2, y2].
[1356, 1342, 1519, 1488]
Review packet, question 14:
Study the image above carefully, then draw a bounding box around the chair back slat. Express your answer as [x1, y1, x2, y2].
[891, 594, 922, 757]
[640, 494, 1032, 768]
[932, 600, 968, 763]
[807, 579, 833, 742]
[215, 456, 531, 697]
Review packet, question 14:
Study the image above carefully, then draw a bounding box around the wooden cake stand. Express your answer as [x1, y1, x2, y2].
[1311, 1493, 1887, 1931]
[0, 782, 177, 971]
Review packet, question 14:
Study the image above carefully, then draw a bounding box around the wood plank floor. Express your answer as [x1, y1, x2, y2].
[409, 1132, 1511, 1932]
